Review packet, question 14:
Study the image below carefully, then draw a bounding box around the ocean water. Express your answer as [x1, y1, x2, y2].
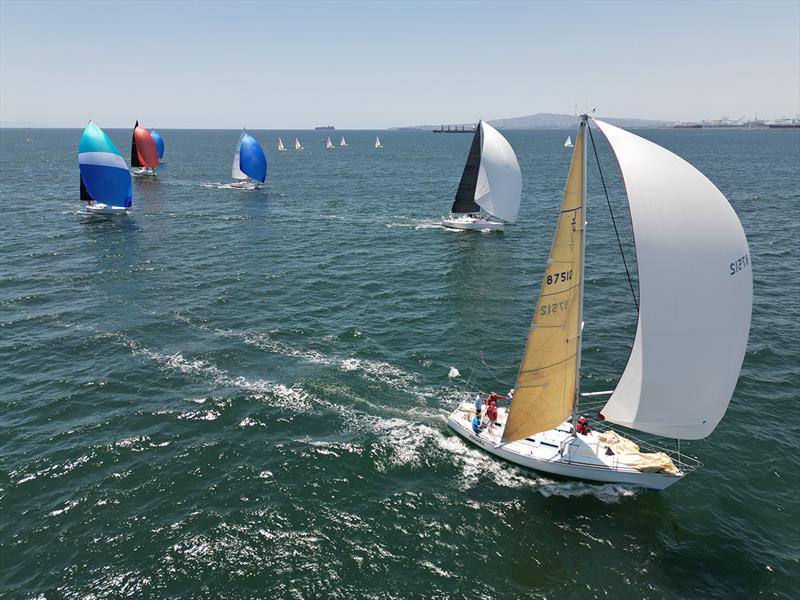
[0, 126, 798, 599]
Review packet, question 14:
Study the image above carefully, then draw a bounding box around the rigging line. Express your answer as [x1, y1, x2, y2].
[587, 123, 639, 311]
[479, 352, 519, 387]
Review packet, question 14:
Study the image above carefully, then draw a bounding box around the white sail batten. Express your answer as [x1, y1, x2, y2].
[595, 119, 752, 440]
[474, 122, 522, 223]
[231, 131, 247, 180]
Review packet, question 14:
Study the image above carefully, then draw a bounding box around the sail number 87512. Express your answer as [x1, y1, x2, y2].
[546, 270, 574, 285]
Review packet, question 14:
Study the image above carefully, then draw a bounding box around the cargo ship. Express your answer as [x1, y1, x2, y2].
[314, 126, 335, 130]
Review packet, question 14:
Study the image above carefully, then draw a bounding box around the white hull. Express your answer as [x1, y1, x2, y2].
[441, 214, 504, 231]
[86, 203, 129, 215]
[447, 402, 683, 490]
[230, 180, 259, 189]
[132, 167, 156, 177]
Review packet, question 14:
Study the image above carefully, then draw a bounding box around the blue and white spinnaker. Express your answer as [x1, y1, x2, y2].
[79, 122, 132, 213]
[150, 130, 165, 160]
[232, 131, 267, 185]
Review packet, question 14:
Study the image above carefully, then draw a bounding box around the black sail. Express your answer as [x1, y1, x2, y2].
[80, 175, 92, 201]
[451, 123, 482, 214]
[130, 120, 142, 168]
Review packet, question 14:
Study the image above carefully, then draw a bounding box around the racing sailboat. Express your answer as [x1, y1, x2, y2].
[340, 136, 348, 147]
[441, 121, 521, 231]
[130, 120, 159, 176]
[230, 130, 267, 188]
[278, 137, 287, 152]
[564, 135, 573, 148]
[447, 115, 752, 489]
[325, 137, 334, 149]
[79, 122, 132, 215]
[375, 136, 383, 148]
[294, 137, 303, 150]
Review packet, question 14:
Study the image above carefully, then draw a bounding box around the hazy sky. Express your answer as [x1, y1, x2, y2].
[1, 0, 798, 128]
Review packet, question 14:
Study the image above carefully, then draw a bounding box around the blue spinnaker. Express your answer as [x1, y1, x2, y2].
[239, 133, 267, 183]
[150, 130, 165, 160]
[79, 122, 132, 208]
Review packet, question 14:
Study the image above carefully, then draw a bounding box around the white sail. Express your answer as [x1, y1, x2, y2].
[278, 137, 286, 151]
[231, 131, 248, 180]
[595, 119, 752, 440]
[326, 137, 334, 149]
[294, 137, 302, 150]
[474, 122, 522, 223]
[564, 136, 573, 148]
[375, 136, 382, 148]
[340, 136, 347, 147]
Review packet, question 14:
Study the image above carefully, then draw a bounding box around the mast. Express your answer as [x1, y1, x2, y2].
[571, 115, 589, 430]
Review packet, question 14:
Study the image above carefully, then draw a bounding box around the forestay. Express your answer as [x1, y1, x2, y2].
[596, 120, 752, 440]
[474, 122, 522, 223]
[503, 121, 586, 443]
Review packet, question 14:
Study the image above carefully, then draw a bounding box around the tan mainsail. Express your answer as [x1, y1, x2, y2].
[502, 121, 586, 443]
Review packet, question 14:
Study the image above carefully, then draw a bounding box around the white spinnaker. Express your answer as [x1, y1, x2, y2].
[231, 131, 247, 180]
[474, 122, 522, 223]
[595, 119, 752, 440]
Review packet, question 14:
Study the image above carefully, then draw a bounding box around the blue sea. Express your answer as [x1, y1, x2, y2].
[1, 126, 798, 598]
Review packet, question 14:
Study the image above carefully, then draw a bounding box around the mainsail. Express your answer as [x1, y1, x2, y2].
[130, 121, 159, 169]
[503, 120, 586, 443]
[451, 124, 482, 214]
[79, 122, 132, 208]
[474, 121, 522, 223]
[595, 120, 752, 440]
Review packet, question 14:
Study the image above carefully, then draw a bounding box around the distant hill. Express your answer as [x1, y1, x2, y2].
[393, 112, 671, 130]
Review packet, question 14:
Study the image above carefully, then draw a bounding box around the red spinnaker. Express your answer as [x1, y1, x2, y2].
[134, 126, 160, 168]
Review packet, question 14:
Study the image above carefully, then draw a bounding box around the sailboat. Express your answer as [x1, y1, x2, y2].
[447, 115, 752, 490]
[441, 121, 521, 231]
[230, 130, 267, 189]
[294, 137, 303, 150]
[340, 136, 348, 147]
[79, 122, 132, 215]
[375, 136, 383, 149]
[277, 137, 287, 152]
[150, 130, 165, 161]
[325, 136, 334, 149]
[130, 120, 159, 176]
[564, 135, 573, 148]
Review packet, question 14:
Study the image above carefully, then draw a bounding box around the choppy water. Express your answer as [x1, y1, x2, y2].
[1, 126, 798, 599]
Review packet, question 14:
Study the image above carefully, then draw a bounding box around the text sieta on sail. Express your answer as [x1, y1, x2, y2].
[441, 121, 521, 231]
[79, 122, 133, 215]
[447, 115, 752, 490]
[230, 129, 267, 189]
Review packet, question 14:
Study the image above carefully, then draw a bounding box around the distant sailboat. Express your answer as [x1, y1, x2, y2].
[441, 120, 521, 231]
[130, 120, 159, 176]
[231, 130, 267, 188]
[150, 129, 165, 160]
[79, 122, 132, 215]
[325, 137, 334, 149]
[340, 136, 348, 147]
[294, 137, 303, 150]
[564, 135, 573, 148]
[447, 115, 752, 490]
[375, 136, 383, 148]
[278, 137, 287, 152]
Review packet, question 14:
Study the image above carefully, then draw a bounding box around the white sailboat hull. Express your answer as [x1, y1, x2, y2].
[447, 402, 684, 490]
[132, 167, 156, 177]
[230, 180, 259, 189]
[86, 203, 129, 215]
[441, 214, 504, 231]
